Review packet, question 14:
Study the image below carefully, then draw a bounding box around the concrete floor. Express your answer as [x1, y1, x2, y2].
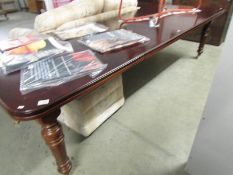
[0, 12, 222, 175]
[0, 12, 36, 39]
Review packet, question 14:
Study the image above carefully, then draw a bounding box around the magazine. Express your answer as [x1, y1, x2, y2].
[0, 37, 73, 74]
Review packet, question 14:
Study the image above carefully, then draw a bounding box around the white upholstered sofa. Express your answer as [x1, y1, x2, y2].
[10, 0, 138, 37]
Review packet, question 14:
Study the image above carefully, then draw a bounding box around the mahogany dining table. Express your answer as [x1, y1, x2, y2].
[0, 1, 227, 175]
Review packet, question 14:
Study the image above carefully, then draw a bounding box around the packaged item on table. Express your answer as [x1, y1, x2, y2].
[0, 37, 73, 74]
[78, 29, 150, 53]
[0, 34, 44, 52]
[53, 23, 109, 40]
[20, 50, 107, 94]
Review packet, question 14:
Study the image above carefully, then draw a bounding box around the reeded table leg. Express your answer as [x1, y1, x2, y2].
[197, 21, 212, 58]
[37, 109, 72, 175]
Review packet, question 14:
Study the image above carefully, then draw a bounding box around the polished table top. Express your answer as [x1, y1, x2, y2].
[0, 2, 226, 120]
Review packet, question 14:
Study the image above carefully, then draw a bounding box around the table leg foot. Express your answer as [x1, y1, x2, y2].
[37, 109, 72, 175]
[4, 13, 8, 20]
[197, 21, 212, 58]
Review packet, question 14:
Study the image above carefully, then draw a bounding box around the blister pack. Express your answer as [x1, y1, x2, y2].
[0, 37, 73, 74]
[20, 50, 107, 94]
[78, 29, 150, 53]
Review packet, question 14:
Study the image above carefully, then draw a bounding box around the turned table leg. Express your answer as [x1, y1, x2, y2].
[37, 109, 72, 175]
[197, 21, 212, 58]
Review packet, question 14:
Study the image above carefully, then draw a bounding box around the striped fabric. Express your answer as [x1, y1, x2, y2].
[35, 0, 138, 33]
[53, 0, 73, 8]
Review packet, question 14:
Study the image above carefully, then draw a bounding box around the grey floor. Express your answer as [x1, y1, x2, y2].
[0, 12, 36, 39]
[0, 12, 222, 175]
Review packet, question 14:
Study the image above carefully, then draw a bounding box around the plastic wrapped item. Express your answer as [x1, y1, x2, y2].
[0, 34, 44, 52]
[53, 23, 109, 40]
[20, 50, 107, 94]
[78, 29, 150, 53]
[0, 37, 73, 74]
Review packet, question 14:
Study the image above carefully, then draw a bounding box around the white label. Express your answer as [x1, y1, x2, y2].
[37, 99, 50, 106]
[17, 105, 25, 109]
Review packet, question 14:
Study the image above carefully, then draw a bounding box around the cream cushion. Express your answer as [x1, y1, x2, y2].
[57, 6, 139, 31]
[103, 0, 138, 12]
[34, 0, 104, 33]
[9, 28, 39, 39]
[58, 76, 124, 136]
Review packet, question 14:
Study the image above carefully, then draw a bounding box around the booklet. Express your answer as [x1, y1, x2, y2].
[0, 37, 73, 74]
